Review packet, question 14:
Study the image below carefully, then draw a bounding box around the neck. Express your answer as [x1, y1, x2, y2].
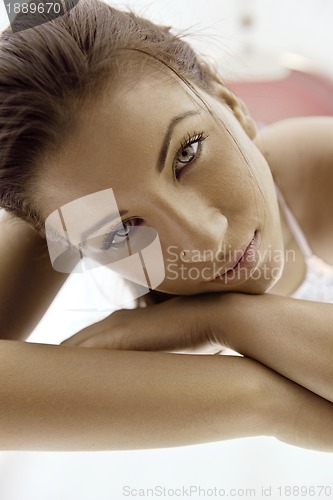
[277, 196, 293, 251]
[269, 190, 307, 297]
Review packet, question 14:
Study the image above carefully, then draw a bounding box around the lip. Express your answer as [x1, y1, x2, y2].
[212, 231, 258, 282]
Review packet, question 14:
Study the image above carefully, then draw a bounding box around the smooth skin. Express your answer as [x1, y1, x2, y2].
[1, 61, 333, 451]
[0, 210, 68, 341]
[37, 69, 286, 296]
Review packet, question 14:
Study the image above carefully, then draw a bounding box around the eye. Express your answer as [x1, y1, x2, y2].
[173, 132, 207, 179]
[102, 218, 142, 250]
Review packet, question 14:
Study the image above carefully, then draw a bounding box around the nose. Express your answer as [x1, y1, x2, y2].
[149, 192, 228, 262]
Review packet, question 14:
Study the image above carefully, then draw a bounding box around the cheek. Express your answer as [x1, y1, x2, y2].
[188, 154, 256, 214]
[242, 142, 274, 192]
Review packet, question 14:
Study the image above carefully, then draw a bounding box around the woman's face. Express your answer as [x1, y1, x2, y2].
[38, 66, 285, 296]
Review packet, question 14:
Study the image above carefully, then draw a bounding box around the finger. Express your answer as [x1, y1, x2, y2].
[76, 324, 216, 353]
[60, 321, 105, 346]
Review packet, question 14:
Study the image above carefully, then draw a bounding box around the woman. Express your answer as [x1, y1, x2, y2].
[0, 0, 333, 451]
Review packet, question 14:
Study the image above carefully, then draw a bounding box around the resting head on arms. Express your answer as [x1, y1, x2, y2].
[2, 0, 333, 454]
[0, 0, 329, 304]
[0, 0, 296, 295]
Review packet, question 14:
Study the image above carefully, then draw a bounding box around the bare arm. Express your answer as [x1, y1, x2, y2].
[256, 117, 333, 244]
[1, 339, 333, 452]
[0, 211, 68, 340]
[209, 292, 333, 403]
[61, 291, 333, 402]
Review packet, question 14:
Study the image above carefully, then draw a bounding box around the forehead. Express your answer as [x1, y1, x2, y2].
[38, 65, 210, 218]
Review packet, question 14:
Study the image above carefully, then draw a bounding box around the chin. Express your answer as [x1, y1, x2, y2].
[238, 267, 284, 295]
[235, 281, 270, 295]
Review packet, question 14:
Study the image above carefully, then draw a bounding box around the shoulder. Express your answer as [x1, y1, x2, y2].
[254, 116, 333, 260]
[255, 116, 333, 196]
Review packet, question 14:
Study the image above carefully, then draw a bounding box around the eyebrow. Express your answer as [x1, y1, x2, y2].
[78, 110, 200, 241]
[157, 110, 201, 172]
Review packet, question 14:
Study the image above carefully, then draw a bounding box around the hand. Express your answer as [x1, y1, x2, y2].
[60, 293, 226, 354]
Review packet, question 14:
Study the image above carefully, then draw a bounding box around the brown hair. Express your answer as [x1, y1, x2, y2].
[0, 0, 223, 234]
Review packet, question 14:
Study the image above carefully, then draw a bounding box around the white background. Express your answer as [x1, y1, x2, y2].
[1, 0, 333, 499]
[1, 0, 333, 77]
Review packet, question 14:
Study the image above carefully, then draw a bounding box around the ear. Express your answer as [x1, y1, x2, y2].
[210, 81, 257, 140]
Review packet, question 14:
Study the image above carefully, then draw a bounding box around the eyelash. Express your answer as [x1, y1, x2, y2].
[102, 218, 143, 250]
[102, 131, 208, 250]
[172, 131, 208, 180]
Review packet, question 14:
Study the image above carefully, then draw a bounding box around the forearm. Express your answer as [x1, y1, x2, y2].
[210, 292, 333, 402]
[0, 339, 272, 451]
[1, 339, 333, 452]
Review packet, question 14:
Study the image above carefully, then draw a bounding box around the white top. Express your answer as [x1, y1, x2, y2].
[274, 182, 333, 303]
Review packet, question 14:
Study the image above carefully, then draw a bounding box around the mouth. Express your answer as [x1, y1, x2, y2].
[211, 231, 258, 282]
